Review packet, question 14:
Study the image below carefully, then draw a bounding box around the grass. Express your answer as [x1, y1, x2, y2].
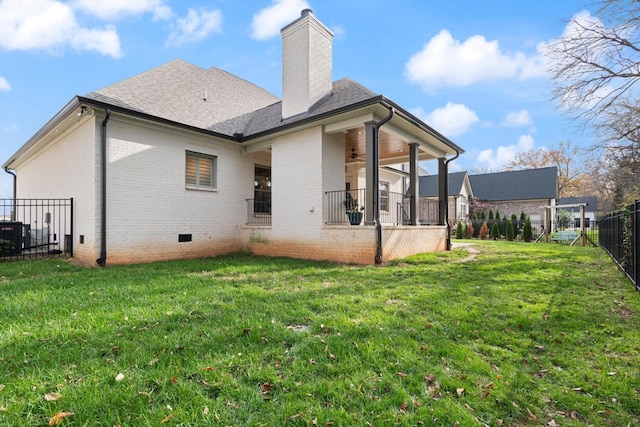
[1, 241, 639, 426]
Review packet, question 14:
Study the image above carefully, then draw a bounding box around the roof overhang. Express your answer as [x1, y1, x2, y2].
[4, 94, 463, 170]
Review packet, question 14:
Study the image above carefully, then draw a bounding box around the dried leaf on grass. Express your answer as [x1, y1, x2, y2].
[48, 411, 74, 426]
[44, 392, 62, 401]
[160, 414, 174, 424]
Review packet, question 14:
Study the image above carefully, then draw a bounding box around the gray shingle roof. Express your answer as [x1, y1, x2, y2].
[211, 77, 379, 137]
[558, 196, 597, 212]
[413, 172, 469, 197]
[469, 167, 558, 201]
[83, 60, 382, 139]
[85, 59, 280, 132]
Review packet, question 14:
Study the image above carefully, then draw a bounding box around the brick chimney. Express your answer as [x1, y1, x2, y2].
[281, 9, 333, 119]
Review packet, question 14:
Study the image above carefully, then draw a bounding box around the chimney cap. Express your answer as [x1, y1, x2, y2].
[301, 8, 313, 17]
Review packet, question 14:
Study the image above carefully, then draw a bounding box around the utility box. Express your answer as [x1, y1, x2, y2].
[0, 222, 23, 256]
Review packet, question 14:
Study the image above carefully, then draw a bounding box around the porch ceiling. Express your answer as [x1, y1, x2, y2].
[344, 126, 435, 165]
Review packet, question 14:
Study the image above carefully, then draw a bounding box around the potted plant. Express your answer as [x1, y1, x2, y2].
[344, 195, 364, 225]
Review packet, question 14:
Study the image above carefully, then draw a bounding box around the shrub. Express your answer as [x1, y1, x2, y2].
[523, 218, 533, 242]
[480, 210, 486, 220]
[506, 219, 515, 241]
[500, 215, 507, 236]
[489, 209, 494, 220]
[479, 221, 489, 240]
[511, 214, 520, 237]
[455, 221, 464, 239]
[466, 222, 475, 239]
[491, 222, 500, 240]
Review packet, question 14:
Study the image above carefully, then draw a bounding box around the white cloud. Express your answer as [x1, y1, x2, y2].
[405, 29, 545, 91]
[476, 134, 536, 170]
[71, 0, 172, 21]
[165, 8, 222, 47]
[0, 76, 10, 91]
[501, 109, 533, 127]
[250, 0, 310, 40]
[0, 0, 122, 58]
[411, 102, 479, 137]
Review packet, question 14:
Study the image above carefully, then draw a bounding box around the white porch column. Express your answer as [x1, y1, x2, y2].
[409, 142, 419, 226]
[438, 157, 448, 226]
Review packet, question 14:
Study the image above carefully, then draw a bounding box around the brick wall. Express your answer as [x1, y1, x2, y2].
[15, 116, 98, 265]
[100, 114, 254, 265]
[470, 199, 553, 221]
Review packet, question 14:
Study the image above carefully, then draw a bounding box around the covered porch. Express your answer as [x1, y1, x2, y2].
[242, 101, 463, 264]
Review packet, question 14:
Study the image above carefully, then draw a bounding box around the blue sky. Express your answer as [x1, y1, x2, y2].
[0, 0, 596, 199]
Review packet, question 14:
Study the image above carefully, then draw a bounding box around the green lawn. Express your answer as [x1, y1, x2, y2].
[1, 241, 639, 426]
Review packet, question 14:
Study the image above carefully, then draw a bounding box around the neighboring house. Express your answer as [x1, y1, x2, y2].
[2, 10, 463, 266]
[414, 172, 473, 222]
[558, 196, 598, 228]
[468, 167, 559, 225]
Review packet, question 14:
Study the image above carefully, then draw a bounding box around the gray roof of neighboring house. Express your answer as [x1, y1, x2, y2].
[558, 196, 597, 212]
[468, 167, 558, 201]
[413, 172, 469, 197]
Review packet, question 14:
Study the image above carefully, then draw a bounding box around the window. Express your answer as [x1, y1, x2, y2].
[186, 151, 216, 190]
[380, 181, 389, 212]
[254, 165, 271, 214]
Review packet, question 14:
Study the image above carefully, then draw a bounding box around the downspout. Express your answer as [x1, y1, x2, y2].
[373, 106, 394, 264]
[4, 168, 17, 221]
[96, 108, 110, 267]
[443, 151, 460, 250]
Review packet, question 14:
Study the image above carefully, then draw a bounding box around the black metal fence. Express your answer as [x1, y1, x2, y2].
[0, 199, 73, 260]
[599, 200, 639, 290]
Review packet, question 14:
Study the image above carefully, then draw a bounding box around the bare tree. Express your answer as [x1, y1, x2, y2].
[545, 1, 640, 129]
[544, 0, 640, 206]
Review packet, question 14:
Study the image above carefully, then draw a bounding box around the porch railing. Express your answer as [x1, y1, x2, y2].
[246, 198, 271, 225]
[325, 190, 440, 225]
[0, 198, 73, 260]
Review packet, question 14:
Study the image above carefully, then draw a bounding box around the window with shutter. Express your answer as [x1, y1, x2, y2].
[185, 151, 217, 190]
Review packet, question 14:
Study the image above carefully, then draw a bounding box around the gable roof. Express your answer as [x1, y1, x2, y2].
[414, 171, 469, 197]
[84, 59, 280, 132]
[468, 167, 558, 201]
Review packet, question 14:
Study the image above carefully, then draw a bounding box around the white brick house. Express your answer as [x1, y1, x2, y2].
[3, 10, 463, 266]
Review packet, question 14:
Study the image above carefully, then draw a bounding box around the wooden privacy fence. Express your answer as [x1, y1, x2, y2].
[599, 199, 639, 291]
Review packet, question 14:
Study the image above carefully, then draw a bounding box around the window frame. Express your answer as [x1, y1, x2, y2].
[185, 151, 217, 191]
[379, 181, 389, 212]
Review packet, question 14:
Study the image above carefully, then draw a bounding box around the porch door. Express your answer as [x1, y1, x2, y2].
[254, 165, 271, 214]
